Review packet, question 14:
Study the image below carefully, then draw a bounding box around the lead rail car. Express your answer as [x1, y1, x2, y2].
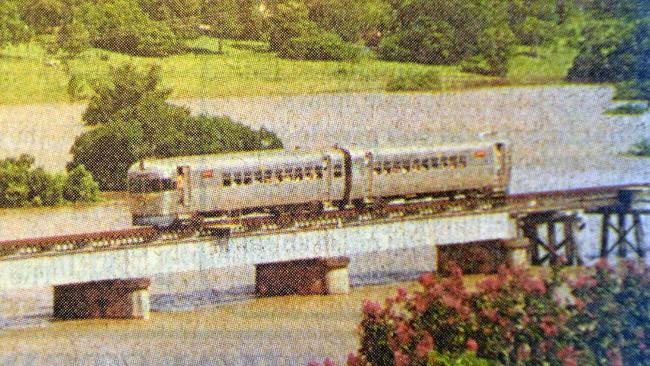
[127, 141, 511, 227]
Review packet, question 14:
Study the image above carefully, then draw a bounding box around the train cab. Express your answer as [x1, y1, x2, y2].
[127, 162, 187, 227]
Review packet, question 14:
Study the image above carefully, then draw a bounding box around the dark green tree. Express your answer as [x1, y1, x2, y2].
[0, 1, 31, 49]
[55, 20, 91, 58]
[20, 0, 66, 34]
[63, 165, 100, 201]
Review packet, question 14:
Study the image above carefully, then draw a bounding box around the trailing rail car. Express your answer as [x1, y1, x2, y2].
[127, 141, 510, 227]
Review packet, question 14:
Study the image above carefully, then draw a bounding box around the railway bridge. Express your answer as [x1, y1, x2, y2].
[0, 184, 648, 320]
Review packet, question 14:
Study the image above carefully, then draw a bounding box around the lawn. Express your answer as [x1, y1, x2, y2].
[0, 37, 578, 105]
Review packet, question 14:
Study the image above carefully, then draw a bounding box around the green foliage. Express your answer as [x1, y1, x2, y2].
[0, 1, 32, 49]
[73, 0, 180, 56]
[138, 0, 201, 21]
[513, 16, 558, 46]
[55, 20, 90, 57]
[201, 0, 263, 40]
[267, 0, 315, 51]
[281, 31, 362, 61]
[569, 261, 650, 366]
[19, 0, 66, 34]
[475, 25, 516, 77]
[428, 351, 494, 366]
[566, 19, 637, 82]
[385, 69, 441, 92]
[0, 154, 97, 208]
[63, 165, 99, 201]
[83, 63, 171, 125]
[66, 73, 91, 101]
[305, 0, 392, 44]
[70, 62, 283, 190]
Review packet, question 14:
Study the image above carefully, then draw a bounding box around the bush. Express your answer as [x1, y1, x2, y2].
[281, 31, 362, 61]
[63, 165, 99, 202]
[460, 56, 497, 77]
[56, 20, 91, 58]
[385, 70, 441, 92]
[474, 25, 516, 77]
[0, 154, 98, 208]
[313, 260, 650, 366]
[376, 35, 411, 63]
[513, 16, 558, 46]
[0, 1, 32, 48]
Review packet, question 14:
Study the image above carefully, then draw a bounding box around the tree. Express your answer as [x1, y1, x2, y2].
[55, 20, 90, 58]
[70, 63, 283, 190]
[20, 0, 66, 34]
[73, 0, 180, 56]
[267, 0, 316, 51]
[83, 63, 171, 125]
[0, 1, 31, 49]
[305, 0, 392, 44]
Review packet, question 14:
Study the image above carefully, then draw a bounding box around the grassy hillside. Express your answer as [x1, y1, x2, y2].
[0, 37, 577, 105]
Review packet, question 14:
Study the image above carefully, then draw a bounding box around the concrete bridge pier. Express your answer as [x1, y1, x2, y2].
[53, 278, 151, 320]
[255, 257, 350, 297]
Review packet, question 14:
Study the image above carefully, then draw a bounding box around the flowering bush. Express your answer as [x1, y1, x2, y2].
[310, 260, 649, 366]
[345, 263, 588, 366]
[568, 260, 650, 366]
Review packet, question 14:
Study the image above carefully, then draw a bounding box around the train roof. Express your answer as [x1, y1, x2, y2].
[128, 140, 506, 176]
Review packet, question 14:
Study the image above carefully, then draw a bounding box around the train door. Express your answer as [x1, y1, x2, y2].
[177, 165, 192, 207]
[322, 155, 332, 204]
[494, 143, 510, 189]
[364, 152, 373, 202]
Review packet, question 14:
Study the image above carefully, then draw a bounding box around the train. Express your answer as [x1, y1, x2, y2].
[127, 141, 511, 227]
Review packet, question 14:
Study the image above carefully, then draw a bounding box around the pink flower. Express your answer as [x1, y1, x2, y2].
[346, 353, 363, 366]
[413, 294, 430, 313]
[572, 275, 597, 289]
[521, 277, 546, 294]
[481, 308, 498, 322]
[307, 362, 320, 366]
[362, 300, 382, 318]
[396, 322, 414, 344]
[558, 346, 579, 366]
[466, 338, 479, 352]
[574, 298, 586, 310]
[393, 350, 410, 366]
[419, 272, 435, 287]
[396, 287, 408, 303]
[323, 358, 337, 366]
[540, 316, 558, 337]
[415, 334, 434, 358]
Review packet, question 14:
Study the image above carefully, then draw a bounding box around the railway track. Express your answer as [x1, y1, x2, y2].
[0, 184, 644, 261]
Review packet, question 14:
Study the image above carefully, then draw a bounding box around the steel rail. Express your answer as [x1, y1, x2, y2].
[0, 183, 646, 260]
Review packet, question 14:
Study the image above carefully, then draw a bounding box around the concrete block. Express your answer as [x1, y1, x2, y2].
[437, 240, 510, 274]
[503, 238, 530, 268]
[53, 278, 150, 320]
[256, 257, 350, 297]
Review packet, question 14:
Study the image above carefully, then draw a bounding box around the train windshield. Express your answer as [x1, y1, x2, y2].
[128, 174, 175, 193]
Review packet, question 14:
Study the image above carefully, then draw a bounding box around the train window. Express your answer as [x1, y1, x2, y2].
[275, 169, 284, 182]
[223, 172, 232, 187]
[430, 157, 438, 169]
[449, 156, 458, 169]
[161, 178, 175, 190]
[373, 162, 382, 175]
[333, 163, 343, 178]
[234, 172, 243, 185]
[264, 170, 273, 183]
[285, 167, 295, 181]
[243, 171, 252, 185]
[295, 167, 304, 181]
[413, 159, 421, 171]
[402, 160, 410, 173]
[304, 166, 313, 180]
[315, 166, 323, 179]
[383, 161, 391, 174]
[421, 159, 430, 169]
[254, 170, 263, 183]
[441, 156, 449, 168]
[459, 155, 467, 168]
[391, 161, 401, 174]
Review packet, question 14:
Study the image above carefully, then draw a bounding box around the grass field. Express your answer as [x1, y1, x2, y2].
[0, 37, 578, 105]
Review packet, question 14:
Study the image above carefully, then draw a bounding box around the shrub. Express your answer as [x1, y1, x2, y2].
[385, 70, 441, 92]
[513, 16, 558, 46]
[0, 155, 97, 208]
[63, 165, 99, 202]
[376, 35, 411, 63]
[56, 20, 91, 58]
[0, 1, 32, 49]
[474, 25, 516, 77]
[281, 31, 362, 61]
[460, 56, 497, 77]
[568, 261, 650, 366]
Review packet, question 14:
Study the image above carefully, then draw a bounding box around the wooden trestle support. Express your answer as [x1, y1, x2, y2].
[516, 211, 584, 266]
[585, 188, 648, 261]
